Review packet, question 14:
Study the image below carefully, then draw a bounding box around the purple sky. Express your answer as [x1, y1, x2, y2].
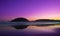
[0, 0, 60, 21]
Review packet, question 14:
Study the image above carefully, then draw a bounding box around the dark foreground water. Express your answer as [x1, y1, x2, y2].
[0, 24, 60, 36]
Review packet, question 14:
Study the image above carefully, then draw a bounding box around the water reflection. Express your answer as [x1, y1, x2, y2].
[0, 24, 60, 36]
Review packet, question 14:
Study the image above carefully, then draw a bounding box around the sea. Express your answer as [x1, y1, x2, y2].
[0, 22, 60, 36]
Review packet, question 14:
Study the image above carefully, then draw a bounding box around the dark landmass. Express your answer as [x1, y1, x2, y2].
[33, 19, 60, 26]
[11, 18, 29, 22]
[34, 19, 60, 22]
[10, 18, 60, 22]
[11, 18, 29, 29]
[10, 18, 60, 29]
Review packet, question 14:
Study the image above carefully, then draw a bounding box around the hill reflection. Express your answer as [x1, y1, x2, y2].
[12, 24, 60, 29]
[12, 25, 29, 29]
[0, 25, 60, 36]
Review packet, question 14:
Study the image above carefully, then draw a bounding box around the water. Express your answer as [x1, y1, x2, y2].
[0, 24, 60, 36]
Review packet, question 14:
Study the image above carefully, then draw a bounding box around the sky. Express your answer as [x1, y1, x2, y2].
[0, 0, 60, 21]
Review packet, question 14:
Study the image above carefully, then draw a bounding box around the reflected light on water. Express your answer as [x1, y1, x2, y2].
[0, 24, 60, 33]
[26, 24, 60, 33]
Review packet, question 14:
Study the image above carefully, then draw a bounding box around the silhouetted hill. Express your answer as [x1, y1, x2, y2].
[10, 17, 29, 29]
[34, 19, 60, 22]
[11, 18, 29, 22]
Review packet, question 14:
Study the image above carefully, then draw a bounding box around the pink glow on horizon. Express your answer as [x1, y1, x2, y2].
[0, 0, 60, 21]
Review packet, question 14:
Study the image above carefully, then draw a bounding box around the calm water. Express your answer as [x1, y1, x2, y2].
[0, 24, 60, 36]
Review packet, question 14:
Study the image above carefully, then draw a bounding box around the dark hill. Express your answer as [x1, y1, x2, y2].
[34, 19, 60, 22]
[10, 18, 29, 29]
[11, 18, 29, 22]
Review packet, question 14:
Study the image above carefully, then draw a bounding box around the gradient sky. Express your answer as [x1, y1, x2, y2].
[0, 0, 60, 21]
